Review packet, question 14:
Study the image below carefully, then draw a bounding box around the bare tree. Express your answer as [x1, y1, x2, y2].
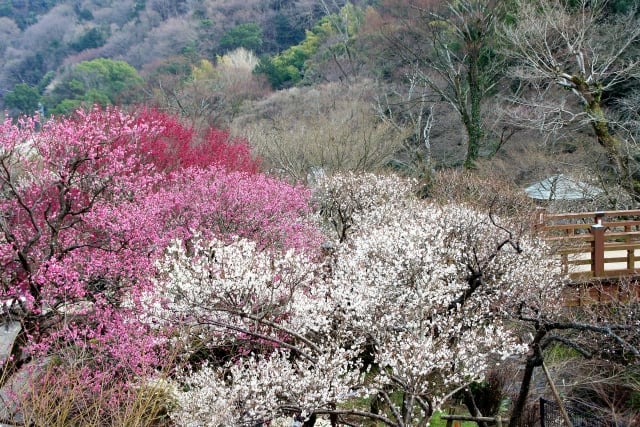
[509, 280, 640, 427]
[148, 0, 188, 20]
[500, 0, 640, 198]
[233, 81, 405, 181]
[382, 0, 506, 169]
[147, 49, 270, 130]
[375, 68, 437, 179]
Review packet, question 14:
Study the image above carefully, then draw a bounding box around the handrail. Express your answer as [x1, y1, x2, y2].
[535, 208, 640, 280]
[440, 414, 508, 427]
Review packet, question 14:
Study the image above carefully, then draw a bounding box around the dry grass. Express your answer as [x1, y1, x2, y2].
[232, 81, 407, 182]
[1, 359, 175, 427]
[426, 169, 535, 220]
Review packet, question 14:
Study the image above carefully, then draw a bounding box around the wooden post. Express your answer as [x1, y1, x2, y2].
[534, 207, 546, 230]
[626, 224, 634, 271]
[591, 223, 605, 277]
[594, 211, 605, 225]
[541, 361, 573, 427]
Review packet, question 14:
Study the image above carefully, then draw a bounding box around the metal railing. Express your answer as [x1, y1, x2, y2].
[540, 398, 615, 427]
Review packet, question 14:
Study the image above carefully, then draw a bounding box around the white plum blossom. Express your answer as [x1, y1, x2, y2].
[157, 173, 562, 426]
[173, 348, 366, 426]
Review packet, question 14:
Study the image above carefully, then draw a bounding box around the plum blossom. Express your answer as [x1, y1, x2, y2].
[161, 173, 562, 426]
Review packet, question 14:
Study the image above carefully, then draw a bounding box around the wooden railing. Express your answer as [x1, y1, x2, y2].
[441, 414, 508, 427]
[534, 208, 640, 281]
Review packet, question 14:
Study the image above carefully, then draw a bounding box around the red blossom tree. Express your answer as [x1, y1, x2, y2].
[134, 107, 260, 174]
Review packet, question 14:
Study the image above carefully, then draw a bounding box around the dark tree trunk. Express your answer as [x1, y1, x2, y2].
[302, 413, 317, 427]
[509, 329, 546, 427]
[462, 388, 489, 427]
[464, 62, 483, 170]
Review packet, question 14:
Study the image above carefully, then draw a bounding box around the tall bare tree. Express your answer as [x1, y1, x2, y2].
[382, 0, 505, 169]
[501, 0, 640, 198]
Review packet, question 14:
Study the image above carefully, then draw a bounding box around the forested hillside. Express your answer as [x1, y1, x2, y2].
[1, 0, 638, 204]
[0, 0, 363, 113]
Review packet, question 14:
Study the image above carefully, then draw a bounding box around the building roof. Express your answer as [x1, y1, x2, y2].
[525, 174, 604, 201]
[0, 321, 21, 365]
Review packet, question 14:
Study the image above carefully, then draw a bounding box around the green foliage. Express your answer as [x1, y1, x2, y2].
[73, 3, 94, 21]
[37, 71, 55, 93]
[544, 343, 582, 363]
[0, 0, 58, 29]
[254, 30, 318, 89]
[181, 40, 198, 56]
[14, 53, 47, 86]
[254, 56, 288, 88]
[559, 0, 635, 13]
[0, 3, 12, 17]
[429, 412, 477, 427]
[255, 2, 365, 89]
[47, 58, 143, 114]
[219, 23, 263, 53]
[609, 0, 636, 14]
[131, 0, 146, 19]
[3, 83, 41, 115]
[272, 13, 305, 50]
[270, 29, 321, 86]
[317, 2, 366, 39]
[83, 88, 111, 106]
[69, 26, 109, 52]
[49, 99, 81, 116]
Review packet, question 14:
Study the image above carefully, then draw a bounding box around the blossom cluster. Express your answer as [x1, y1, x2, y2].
[161, 173, 562, 426]
[1, 106, 563, 426]
[0, 106, 321, 419]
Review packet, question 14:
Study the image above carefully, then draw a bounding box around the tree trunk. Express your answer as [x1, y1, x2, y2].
[463, 45, 484, 170]
[508, 352, 542, 427]
[462, 387, 489, 427]
[509, 328, 546, 427]
[302, 413, 317, 427]
[587, 101, 639, 199]
[463, 95, 483, 169]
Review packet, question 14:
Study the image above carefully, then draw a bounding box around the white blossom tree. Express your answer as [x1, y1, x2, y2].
[155, 173, 561, 426]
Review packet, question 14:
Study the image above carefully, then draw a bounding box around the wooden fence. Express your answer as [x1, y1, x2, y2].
[440, 414, 508, 427]
[534, 208, 640, 281]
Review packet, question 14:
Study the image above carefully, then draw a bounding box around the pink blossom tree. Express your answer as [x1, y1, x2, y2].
[0, 108, 164, 350]
[146, 166, 322, 251]
[0, 106, 322, 423]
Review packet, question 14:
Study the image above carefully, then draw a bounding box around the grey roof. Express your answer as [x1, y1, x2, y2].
[525, 174, 604, 200]
[0, 321, 20, 366]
